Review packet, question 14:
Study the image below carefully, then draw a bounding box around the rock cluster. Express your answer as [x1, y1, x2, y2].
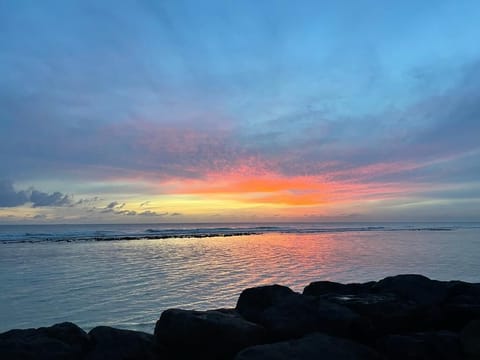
[1, 274, 479, 359]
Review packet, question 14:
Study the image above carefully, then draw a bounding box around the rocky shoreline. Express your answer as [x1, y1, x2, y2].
[1, 274, 479, 359]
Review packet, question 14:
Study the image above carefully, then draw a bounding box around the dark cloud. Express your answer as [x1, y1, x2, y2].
[95, 201, 169, 217]
[116, 210, 137, 216]
[30, 190, 71, 208]
[100, 201, 127, 213]
[138, 210, 168, 216]
[72, 197, 101, 206]
[0, 180, 28, 207]
[106, 201, 120, 209]
[0, 180, 71, 208]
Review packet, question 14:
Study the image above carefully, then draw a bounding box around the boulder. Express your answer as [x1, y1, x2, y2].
[323, 292, 421, 335]
[85, 326, 156, 360]
[155, 309, 267, 359]
[372, 274, 449, 306]
[237, 285, 370, 340]
[434, 282, 480, 330]
[377, 331, 462, 360]
[235, 332, 382, 360]
[262, 295, 370, 340]
[445, 281, 480, 302]
[431, 303, 480, 331]
[236, 284, 295, 323]
[461, 319, 480, 359]
[0, 322, 90, 360]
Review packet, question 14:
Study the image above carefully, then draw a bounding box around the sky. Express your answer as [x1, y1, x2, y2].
[1, 0, 479, 223]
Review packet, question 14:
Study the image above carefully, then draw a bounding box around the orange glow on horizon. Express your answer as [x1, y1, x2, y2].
[64, 161, 437, 221]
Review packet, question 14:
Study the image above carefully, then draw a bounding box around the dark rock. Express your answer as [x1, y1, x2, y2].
[237, 285, 371, 340]
[155, 308, 267, 359]
[0, 322, 90, 360]
[85, 326, 156, 360]
[262, 295, 370, 340]
[433, 282, 480, 330]
[236, 284, 295, 323]
[372, 274, 449, 306]
[235, 332, 382, 360]
[446, 281, 480, 302]
[212, 308, 239, 315]
[431, 303, 480, 331]
[461, 319, 480, 359]
[377, 331, 462, 360]
[323, 292, 421, 335]
[303, 280, 376, 296]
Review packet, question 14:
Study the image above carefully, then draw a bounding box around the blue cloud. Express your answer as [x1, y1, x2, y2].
[0, 180, 71, 208]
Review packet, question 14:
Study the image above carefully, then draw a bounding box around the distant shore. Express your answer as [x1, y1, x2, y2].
[1, 274, 479, 359]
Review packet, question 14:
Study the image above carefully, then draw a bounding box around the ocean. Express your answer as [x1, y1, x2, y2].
[1, 222, 479, 333]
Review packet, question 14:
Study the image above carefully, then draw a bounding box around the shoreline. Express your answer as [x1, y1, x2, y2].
[1, 274, 479, 359]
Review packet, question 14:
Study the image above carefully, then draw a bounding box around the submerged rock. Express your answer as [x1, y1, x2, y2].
[155, 308, 267, 359]
[0, 322, 90, 360]
[235, 332, 382, 360]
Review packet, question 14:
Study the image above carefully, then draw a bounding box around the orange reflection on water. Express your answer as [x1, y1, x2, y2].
[143, 232, 348, 295]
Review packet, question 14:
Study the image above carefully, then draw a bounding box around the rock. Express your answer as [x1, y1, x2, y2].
[263, 295, 370, 340]
[155, 309, 267, 359]
[446, 281, 480, 302]
[237, 285, 370, 340]
[85, 326, 156, 360]
[236, 284, 295, 323]
[433, 303, 480, 331]
[377, 331, 462, 360]
[461, 319, 480, 359]
[235, 332, 382, 360]
[372, 274, 449, 306]
[0, 322, 90, 360]
[323, 292, 421, 335]
[303, 281, 376, 296]
[434, 282, 480, 330]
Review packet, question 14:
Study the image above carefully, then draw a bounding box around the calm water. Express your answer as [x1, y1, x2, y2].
[1, 222, 479, 333]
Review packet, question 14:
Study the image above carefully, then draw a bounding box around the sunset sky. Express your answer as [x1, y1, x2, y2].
[1, 0, 479, 223]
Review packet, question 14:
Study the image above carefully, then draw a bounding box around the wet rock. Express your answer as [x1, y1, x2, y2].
[0, 322, 90, 360]
[235, 332, 382, 360]
[85, 326, 156, 360]
[461, 319, 480, 359]
[155, 308, 267, 359]
[377, 331, 462, 360]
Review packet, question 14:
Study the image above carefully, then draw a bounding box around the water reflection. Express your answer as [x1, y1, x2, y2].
[1, 229, 479, 333]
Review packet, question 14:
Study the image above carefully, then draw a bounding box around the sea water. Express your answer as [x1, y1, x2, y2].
[1, 222, 479, 333]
